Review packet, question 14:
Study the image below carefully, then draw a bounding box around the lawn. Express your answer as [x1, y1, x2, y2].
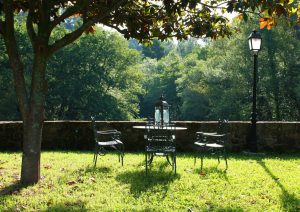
[0, 152, 299, 211]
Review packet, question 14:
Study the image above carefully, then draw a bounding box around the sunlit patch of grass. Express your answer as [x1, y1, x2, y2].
[0, 152, 299, 211]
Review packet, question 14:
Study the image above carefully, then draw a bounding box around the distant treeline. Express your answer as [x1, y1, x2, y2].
[0, 18, 299, 121]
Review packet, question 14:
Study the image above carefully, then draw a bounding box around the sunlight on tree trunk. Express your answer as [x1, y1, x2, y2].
[21, 120, 42, 184]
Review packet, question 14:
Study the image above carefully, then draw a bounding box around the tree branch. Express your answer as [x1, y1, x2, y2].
[48, 19, 94, 56]
[26, 0, 36, 46]
[198, 1, 230, 9]
[48, 0, 129, 56]
[104, 23, 127, 34]
[50, 5, 80, 31]
[3, 0, 29, 117]
[198, 1, 261, 16]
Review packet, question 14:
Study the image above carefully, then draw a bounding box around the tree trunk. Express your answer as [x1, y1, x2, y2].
[20, 51, 47, 185]
[2, 0, 91, 185]
[21, 118, 43, 184]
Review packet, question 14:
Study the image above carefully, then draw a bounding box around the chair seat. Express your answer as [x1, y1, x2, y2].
[205, 134, 225, 137]
[194, 142, 224, 148]
[97, 140, 122, 146]
[206, 143, 224, 148]
[194, 142, 206, 146]
[196, 132, 217, 135]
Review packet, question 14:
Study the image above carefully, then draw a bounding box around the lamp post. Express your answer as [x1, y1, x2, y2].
[248, 30, 262, 152]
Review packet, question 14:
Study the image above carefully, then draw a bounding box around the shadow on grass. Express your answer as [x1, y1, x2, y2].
[193, 166, 228, 181]
[188, 152, 300, 162]
[84, 165, 112, 174]
[115, 162, 180, 198]
[230, 152, 300, 161]
[45, 200, 87, 211]
[199, 205, 244, 212]
[193, 153, 228, 178]
[0, 180, 28, 210]
[0, 180, 26, 196]
[256, 159, 300, 211]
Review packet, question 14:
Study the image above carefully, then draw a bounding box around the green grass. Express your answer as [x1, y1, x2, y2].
[0, 152, 299, 211]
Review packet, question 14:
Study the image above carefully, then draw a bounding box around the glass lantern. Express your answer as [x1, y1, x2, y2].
[248, 30, 262, 55]
[155, 95, 169, 127]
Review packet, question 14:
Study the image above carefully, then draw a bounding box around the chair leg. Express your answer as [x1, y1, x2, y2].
[93, 145, 97, 163]
[200, 152, 204, 172]
[121, 151, 124, 166]
[224, 149, 228, 170]
[94, 151, 98, 168]
[167, 155, 174, 167]
[117, 144, 124, 166]
[149, 153, 154, 164]
[194, 148, 201, 166]
[174, 153, 176, 175]
[169, 154, 174, 170]
[93, 151, 96, 163]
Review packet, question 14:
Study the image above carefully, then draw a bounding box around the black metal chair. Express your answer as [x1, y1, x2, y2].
[91, 116, 124, 167]
[194, 120, 229, 171]
[144, 124, 176, 175]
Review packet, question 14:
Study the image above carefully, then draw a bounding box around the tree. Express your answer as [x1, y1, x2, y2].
[0, 24, 144, 120]
[0, 35, 18, 120]
[141, 39, 174, 59]
[176, 38, 200, 57]
[177, 18, 300, 121]
[177, 53, 212, 120]
[0, 0, 298, 185]
[0, 19, 32, 120]
[139, 52, 183, 119]
[129, 38, 175, 59]
[46, 28, 144, 120]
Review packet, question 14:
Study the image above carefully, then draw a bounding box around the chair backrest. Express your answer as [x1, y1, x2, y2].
[147, 117, 155, 126]
[217, 119, 229, 135]
[91, 116, 98, 142]
[91, 116, 120, 143]
[217, 119, 229, 144]
[98, 130, 120, 142]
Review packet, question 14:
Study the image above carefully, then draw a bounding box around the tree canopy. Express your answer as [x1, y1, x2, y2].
[1, 1, 299, 46]
[0, 24, 144, 120]
[138, 18, 300, 121]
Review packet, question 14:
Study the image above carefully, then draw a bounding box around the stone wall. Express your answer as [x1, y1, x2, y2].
[0, 121, 299, 152]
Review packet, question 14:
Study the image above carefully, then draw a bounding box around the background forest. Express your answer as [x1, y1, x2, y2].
[0, 18, 299, 121]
